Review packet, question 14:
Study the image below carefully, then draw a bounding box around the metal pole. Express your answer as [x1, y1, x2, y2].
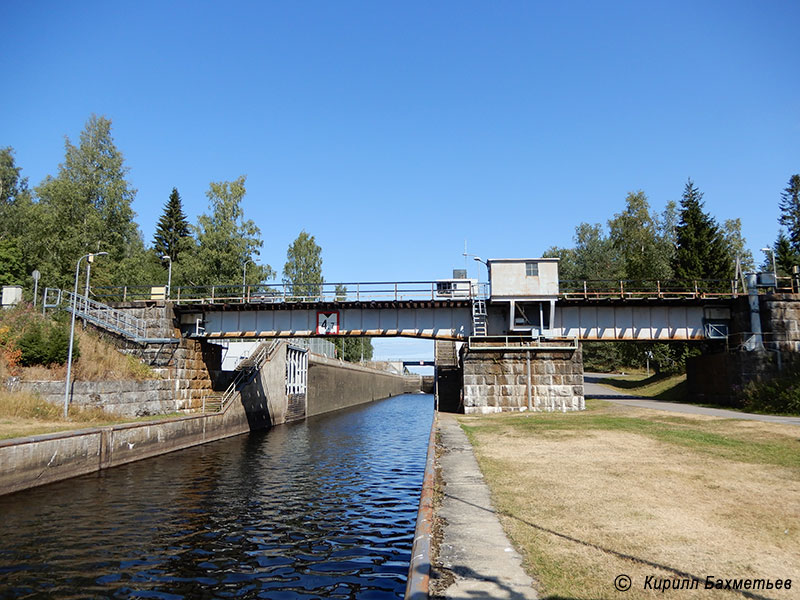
[64, 254, 87, 419]
[526, 351, 532, 411]
[63, 252, 106, 419]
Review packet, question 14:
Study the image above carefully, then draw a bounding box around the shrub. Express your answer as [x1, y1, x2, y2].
[740, 371, 800, 415]
[16, 319, 78, 367]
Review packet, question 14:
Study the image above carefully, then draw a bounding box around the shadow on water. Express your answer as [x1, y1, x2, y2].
[0, 393, 434, 600]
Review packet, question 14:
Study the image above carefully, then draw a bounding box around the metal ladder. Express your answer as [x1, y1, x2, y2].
[472, 298, 488, 336]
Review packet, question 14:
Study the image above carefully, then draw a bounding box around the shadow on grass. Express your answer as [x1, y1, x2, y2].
[444, 491, 774, 600]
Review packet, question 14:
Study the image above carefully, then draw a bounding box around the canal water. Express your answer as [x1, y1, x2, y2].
[0, 393, 434, 599]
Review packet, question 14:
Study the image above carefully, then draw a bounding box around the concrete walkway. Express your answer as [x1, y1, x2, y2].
[584, 374, 800, 426]
[435, 413, 538, 599]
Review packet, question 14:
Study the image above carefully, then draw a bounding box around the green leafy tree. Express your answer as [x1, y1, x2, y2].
[283, 230, 323, 299]
[182, 176, 272, 286]
[153, 187, 193, 261]
[608, 191, 672, 281]
[33, 115, 142, 288]
[0, 238, 25, 286]
[672, 180, 730, 281]
[0, 147, 33, 238]
[778, 174, 800, 252]
[722, 218, 754, 274]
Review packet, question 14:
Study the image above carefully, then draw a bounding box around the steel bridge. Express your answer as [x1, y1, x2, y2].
[84, 280, 741, 343]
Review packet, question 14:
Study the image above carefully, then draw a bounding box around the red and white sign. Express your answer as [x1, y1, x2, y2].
[317, 311, 339, 335]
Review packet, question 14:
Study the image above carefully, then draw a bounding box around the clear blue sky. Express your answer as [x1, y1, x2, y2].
[3, 1, 799, 360]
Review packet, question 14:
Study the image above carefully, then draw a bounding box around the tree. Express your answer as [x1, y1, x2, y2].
[0, 146, 32, 234]
[773, 231, 799, 276]
[153, 188, 192, 261]
[182, 176, 272, 286]
[672, 179, 730, 281]
[33, 115, 141, 288]
[0, 238, 25, 286]
[283, 230, 323, 299]
[778, 174, 800, 252]
[722, 218, 754, 274]
[608, 191, 672, 281]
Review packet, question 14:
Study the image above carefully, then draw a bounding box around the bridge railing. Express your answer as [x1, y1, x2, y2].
[133, 281, 490, 305]
[559, 279, 741, 300]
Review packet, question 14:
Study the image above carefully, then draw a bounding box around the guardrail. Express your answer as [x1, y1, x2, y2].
[88, 277, 798, 305]
[89, 281, 489, 305]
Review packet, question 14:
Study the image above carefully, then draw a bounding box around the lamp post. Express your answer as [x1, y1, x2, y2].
[761, 247, 777, 288]
[64, 252, 107, 418]
[161, 255, 172, 299]
[473, 256, 490, 297]
[242, 259, 253, 301]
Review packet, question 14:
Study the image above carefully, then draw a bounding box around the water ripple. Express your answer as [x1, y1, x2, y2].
[0, 393, 433, 599]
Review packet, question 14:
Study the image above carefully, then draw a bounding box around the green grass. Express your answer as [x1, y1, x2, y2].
[461, 400, 800, 472]
[598, 372, 687, 402]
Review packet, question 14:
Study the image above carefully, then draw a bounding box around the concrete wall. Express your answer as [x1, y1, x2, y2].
[0, 398, 251, 496]
[239, 342, 292, 428]
[462, 346, 584, 413]
[306, 354, 420, 417]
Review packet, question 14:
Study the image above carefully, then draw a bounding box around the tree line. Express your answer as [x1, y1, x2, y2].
[0, 114, 372, 361]
[544, 177, 798, 373]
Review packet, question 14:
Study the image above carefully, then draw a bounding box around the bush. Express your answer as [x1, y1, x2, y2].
[740, 372, 800, 415]
[17, 320, 78, 367]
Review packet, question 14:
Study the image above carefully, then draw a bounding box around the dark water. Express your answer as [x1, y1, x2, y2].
[0, 393, 434, 599]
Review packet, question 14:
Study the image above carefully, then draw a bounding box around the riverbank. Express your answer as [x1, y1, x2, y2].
[450, 400, 800, 599]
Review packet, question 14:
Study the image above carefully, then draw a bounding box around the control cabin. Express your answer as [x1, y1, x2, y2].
[487, 258, 559, 336]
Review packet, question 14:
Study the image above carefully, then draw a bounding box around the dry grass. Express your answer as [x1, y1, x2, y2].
[0, 390, 176, 440]
[10, 328, 156, 382]
[459, 401, 800, 599]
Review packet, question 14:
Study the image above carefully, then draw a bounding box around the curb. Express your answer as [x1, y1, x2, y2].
[405, 411, 437, 599]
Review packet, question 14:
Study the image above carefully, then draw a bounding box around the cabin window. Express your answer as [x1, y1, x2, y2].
[525, 262, 538, 277]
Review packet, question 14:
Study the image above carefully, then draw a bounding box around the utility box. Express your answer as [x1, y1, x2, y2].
[435, 278, 477, 298]
[1, 286, 22, 308]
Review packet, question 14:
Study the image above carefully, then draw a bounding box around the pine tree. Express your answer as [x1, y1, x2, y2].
[774, 230, 799, 276]
[153, 188, 192, 261]
[672, 179, 730, 281]
[778, 174, 800, 253]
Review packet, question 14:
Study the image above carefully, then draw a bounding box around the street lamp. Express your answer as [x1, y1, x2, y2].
[161, 255, 172, 299]
[64, 252, 107, 418]
[761, 247, 777, 287]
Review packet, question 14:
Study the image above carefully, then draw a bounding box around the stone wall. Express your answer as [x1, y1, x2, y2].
[462, 346, 584, 413]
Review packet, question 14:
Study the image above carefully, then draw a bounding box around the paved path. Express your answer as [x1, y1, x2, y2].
[584, 374, 800, 426]
[435, 413, 538, 599]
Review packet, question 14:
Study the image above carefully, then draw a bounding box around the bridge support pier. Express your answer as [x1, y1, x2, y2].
[462, 345, 584, 413]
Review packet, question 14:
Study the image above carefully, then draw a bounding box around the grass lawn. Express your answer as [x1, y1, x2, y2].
[598, 372, 688, 402]
[458, 401, 800, 599]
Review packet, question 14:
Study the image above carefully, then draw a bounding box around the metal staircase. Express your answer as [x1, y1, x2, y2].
[471, 298, 488, 337]
[43, 288, 177, 344]
[203, 340, 280, 413]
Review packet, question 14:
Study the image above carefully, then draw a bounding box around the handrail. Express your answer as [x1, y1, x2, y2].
[60, 290, 147, 340]
[216, 339, 281, 413]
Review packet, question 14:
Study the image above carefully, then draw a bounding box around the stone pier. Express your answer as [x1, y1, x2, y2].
[462, 346, 584, 413]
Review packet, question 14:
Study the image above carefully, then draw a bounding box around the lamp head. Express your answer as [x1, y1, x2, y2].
[760, 247, 771, 253]
[161, 254, 171, 261]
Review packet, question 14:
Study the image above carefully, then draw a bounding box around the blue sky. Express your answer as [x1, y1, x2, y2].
[3, 1, 799, 361]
